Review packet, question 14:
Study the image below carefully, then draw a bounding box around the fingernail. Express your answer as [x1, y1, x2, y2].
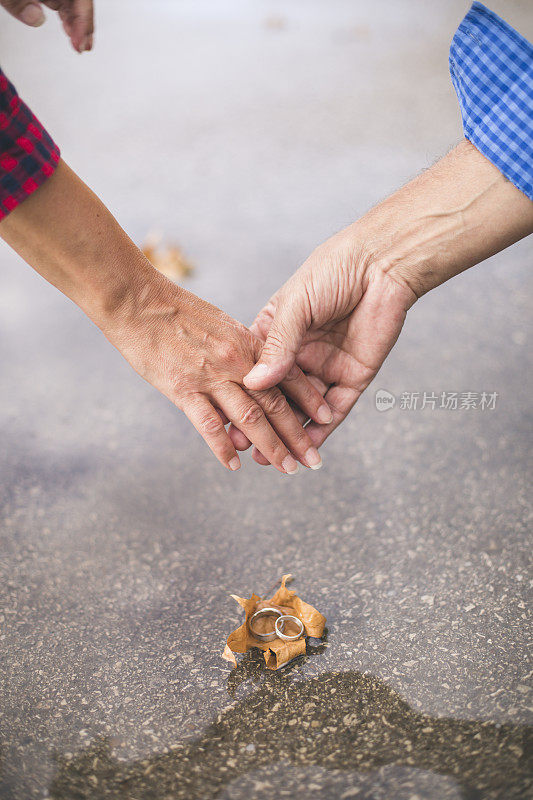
[20, 4, 45, 26]
[82, 34, 93, 52]
[229, 457, 241, 471]
[304, 447, 322, 470]
[282, 455, 299, 475]
[244, 363, 270, 385]
[317, 404, 333, 424]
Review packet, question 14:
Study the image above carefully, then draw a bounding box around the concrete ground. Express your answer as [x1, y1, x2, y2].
[0, 1, 532, 798]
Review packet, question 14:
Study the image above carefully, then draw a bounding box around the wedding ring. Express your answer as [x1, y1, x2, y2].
[274, 614, 304, 641]
[249, 607, 285, 642]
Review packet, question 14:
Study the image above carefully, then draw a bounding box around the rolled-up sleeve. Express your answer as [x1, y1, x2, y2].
[449, 2, 533, 201]
[0, 67, 60, 221]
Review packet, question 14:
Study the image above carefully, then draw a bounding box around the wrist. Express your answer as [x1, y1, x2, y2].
[352, 140, 533, 299]
[351, 199, 463, 300]
[349, 165, 469, 300]
[70, 233, 168, 332]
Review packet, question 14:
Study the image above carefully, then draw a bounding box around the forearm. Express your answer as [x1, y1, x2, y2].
[356, 140, 533, 297]
[0, 159, 328, 472]
[0, 159, 165, 331]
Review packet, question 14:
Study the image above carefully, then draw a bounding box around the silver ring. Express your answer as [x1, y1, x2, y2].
[249, 607, 284, 642]
[274, 614, 304, 641]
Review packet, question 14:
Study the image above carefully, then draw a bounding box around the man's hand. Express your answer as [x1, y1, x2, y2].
[1, 0, 94, 52]
[228, 234, 414, 463]
[236, 140, 533, 463]
[247, 233, 414, 454]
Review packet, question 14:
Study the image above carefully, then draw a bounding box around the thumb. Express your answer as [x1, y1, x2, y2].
[244, 287, 309, 390]
[2, 0, 45, 26]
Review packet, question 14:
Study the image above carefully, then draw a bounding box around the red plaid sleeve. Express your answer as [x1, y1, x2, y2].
[0, 67, 60, 221]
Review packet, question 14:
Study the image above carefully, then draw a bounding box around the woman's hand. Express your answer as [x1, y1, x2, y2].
[103, 274, 329, 473]
[0, 0, 94, 52]
[0, 160, 330, 474]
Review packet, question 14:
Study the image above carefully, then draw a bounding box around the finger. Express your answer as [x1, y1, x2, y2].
[252, 448, 270, 466]
[227, 395, 314, 453]
[244, 284, 310, 391]
[2, 1, 45, 26]
[228, 388, 314, 454]
[250, 396, 307, 466]
[304, 385, 361, 448]
[229, 374, 330, 460]
[228, 424, 252, 451]
[250, 374, 330, 466]
[279, 363, 332, 425]
[184, 395, 241, 472]
[251, 396, 308, 466]
[250, 386, 322, 470]
[216, 385, 300, 475]
[250, 398, 308, 466]
[58, 0, 93, 52]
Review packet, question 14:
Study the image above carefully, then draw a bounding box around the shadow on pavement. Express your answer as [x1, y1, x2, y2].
[48, 663, 532, 800]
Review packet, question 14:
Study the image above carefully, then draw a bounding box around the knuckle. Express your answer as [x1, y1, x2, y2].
[291, 426, 310, 446]
[199, 414, 223, 437]
[326, 398, 343, 416]
[219, 338, 252, 375]
[238, 403, 264, 427]
[268, 438, 288, 460]
[285, 364, 301, 382]
[218, 340, 238, 365]
[261, 391, 289, 417]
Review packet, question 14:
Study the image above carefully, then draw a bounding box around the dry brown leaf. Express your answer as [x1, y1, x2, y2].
[224, 574, 326, 670]
[263, 15, 287, 31]
[142, 233, 194, 281]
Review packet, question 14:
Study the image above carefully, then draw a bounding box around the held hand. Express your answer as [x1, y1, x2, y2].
[0, 161, 329, 474]
[230, 226, 416, 460]
[4, 146, 528, 473]
[237, 141, 533, 463]
[1, 0, 94, 52]
[103, 274, 330, 473]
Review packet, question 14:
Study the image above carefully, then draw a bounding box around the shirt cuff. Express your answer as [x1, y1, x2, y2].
[449, 2, 533, 201]
[0, 69, 60, 221]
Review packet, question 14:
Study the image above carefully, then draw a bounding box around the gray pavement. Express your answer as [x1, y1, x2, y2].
[0, 1, 532, 798]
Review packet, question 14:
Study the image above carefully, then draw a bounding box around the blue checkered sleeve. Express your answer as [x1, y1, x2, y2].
[449, 2, 533, 201]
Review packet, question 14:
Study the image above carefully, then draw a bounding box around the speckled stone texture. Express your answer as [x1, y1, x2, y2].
[0, 1, 532, 799]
